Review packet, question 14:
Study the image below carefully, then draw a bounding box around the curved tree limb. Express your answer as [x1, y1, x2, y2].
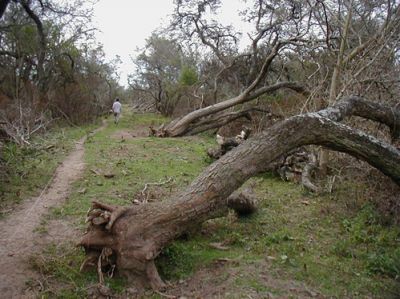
[184, 108, 265, 136]
[80, 97, 400, 290]
[318, 96, 400, 139]
[162, 81, 308, 137]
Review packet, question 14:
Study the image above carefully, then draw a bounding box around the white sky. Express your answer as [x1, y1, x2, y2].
[92, 0, 250, 87]
[92, 0, 175, 86]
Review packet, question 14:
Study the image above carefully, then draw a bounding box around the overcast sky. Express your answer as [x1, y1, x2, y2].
[92, 0, 249, 87]
[92, 0, 175, 86]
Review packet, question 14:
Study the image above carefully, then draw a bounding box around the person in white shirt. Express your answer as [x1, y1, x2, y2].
[112, 98, 122, 124]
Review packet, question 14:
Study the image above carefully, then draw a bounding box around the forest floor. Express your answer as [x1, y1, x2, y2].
[0, 121, 106, 298]
[0, 110, 399, 298]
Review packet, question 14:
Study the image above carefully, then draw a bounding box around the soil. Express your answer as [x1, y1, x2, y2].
[111, 126, 150, 139]
[160, 261, 324, 299]
[0, 121, 324, 298]
[0, 123, 106, 298]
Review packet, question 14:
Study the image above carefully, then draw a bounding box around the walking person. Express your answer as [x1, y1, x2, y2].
[112, 98, 122, 124]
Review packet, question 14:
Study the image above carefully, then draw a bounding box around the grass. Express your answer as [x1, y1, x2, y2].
[250, 177, 400, 298]
[28, 243, 97, 298]
[20, 110, 400, 298]
[50, 112, 214, 225]
[156, 239, 241, 280]
[0, 121, 99, 213]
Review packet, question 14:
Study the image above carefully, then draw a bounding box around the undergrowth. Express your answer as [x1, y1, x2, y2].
[30, 111, 400, 298]
[0, 121, 98, 214]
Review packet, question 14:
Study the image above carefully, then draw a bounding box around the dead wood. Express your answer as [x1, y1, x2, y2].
[90, 169, 101, 176]
[138, 177, 174, 203]
[209, 242, 230, 250]
[153, 81, 308, 137]
[207, 127, 251, 159]
[301, 152, 320, 193]
[79, 97, 400, 290]
[227, 188, 258, 216]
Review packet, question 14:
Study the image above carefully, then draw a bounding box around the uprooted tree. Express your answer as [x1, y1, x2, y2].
[79, 96, 400, 290]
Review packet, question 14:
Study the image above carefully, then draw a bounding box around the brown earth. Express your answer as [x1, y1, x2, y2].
[111, 126, 150, 140]
[0, 120, 326, 299]
[160, 261, 324, 299]
[0, 122, 106, 298]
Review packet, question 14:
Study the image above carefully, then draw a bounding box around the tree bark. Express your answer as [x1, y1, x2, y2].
[319, 4, 353, 174]
[156, 81, 307, 137]
[80, 97, 400, 290]
[20, 0, 47, 94]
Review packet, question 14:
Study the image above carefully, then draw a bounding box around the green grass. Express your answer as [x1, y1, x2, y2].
[0, 121, 98, 213]
[28, 242, 127, 298]
[50, 112, 214, 225]
[27, 110, 400, 298]
[28, 243, 96, 298]
[156, 239, 241, 280]
[34, 111, 216, 296]
[203, 174, 400, 298]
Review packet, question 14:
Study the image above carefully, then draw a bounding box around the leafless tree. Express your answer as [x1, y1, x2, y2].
[149, 0, 323, 136]
[146, 0, 399, 138]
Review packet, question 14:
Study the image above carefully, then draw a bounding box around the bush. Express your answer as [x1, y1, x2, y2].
[367, 249, 400, 279]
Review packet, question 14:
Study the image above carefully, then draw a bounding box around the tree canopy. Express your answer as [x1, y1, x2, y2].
[0, 0, 123, 144]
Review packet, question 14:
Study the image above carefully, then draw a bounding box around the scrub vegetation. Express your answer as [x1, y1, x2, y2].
[28, 112, 400, 298]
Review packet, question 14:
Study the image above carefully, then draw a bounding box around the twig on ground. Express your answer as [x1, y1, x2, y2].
[140, 177, 174, 203]
[97, 248, 105, 284]
[154, 290, 177, 299]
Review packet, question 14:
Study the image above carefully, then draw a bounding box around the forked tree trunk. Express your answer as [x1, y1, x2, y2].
[80, 97, 400, 290]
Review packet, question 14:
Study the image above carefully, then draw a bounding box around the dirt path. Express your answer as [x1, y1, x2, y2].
[0, 122, 106, 298]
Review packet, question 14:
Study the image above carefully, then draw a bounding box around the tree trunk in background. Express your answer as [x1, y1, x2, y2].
[320, 6, 353, 174]
[80, 97, 400, 290]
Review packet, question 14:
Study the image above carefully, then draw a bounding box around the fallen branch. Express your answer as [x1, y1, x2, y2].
[155, 290, 176, 299]
[139, 177, 173, 203]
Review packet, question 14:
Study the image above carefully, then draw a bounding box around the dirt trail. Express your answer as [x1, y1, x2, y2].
[0, 122, 105, 298]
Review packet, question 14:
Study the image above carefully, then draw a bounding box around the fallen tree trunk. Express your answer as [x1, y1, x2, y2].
[80, 97, 400, 290]
[318, 96, 400, 139]
[154, 81, 307, 137]
[151, 109, 253, 137]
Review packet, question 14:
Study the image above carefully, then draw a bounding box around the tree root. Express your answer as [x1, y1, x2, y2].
[86, 201, 128, 231]
[80, 251, 99, 272]
[79, 191, 259, 290]
[302, 163, 320, 193]
[146, 260, 166, 290]
[301, 152, 321, 193]
[106, 206, 128, 230]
